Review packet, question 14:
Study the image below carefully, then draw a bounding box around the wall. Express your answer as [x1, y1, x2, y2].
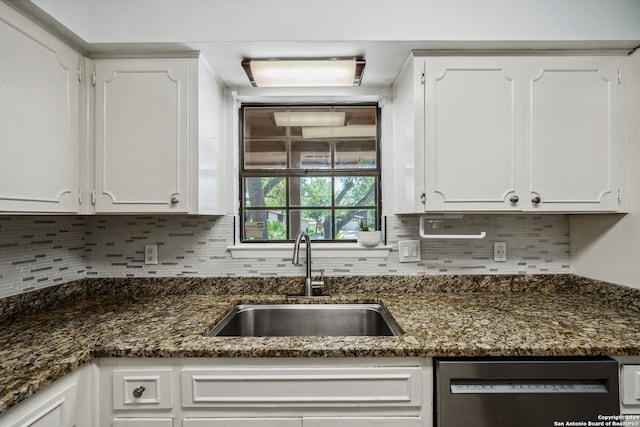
[0, 213, 570, 299]
[570, 49, 640, 289]
[30, 0, 640, 44]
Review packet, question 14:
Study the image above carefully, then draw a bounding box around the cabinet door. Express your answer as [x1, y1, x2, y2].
[5, 383, 77, 427]
[0, 3, 81, 213]
[183, 418, 301, 427]
[392, 57, 425, 214]
[94, 59, 190, 213]
[523, 58, 620, 211]
[423, 58, 522, 211]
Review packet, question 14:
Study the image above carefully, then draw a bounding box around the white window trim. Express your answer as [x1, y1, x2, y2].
[227, 242, 392, 259]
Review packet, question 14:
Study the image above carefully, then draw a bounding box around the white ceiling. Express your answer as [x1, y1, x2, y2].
[12, 0, 640, 89]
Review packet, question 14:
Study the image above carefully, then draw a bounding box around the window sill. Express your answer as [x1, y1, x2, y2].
[227, 243, 392, 259]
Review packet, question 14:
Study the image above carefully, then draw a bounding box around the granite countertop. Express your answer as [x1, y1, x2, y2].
[2, 274, 640, 414]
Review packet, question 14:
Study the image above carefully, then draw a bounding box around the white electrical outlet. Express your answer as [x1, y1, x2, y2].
[145, 245, 158, 265]
[493, 242, 507, 262]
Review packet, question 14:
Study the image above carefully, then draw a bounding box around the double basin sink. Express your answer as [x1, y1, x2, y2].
[206, 303, 402, 337]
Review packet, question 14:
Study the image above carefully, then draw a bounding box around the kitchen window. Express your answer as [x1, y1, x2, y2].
[240, 105, 381, 242]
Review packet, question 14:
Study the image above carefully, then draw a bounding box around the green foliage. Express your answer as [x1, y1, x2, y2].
[267, 220, 286, 240]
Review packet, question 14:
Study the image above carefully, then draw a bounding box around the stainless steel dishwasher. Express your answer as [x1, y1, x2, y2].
[435, 357, 619, 427]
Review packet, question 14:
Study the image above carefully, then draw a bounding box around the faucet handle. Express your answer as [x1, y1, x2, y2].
[311, 269, 325, 290]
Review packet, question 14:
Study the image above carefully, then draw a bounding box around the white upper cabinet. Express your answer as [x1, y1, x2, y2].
[94, 58, 190, 213]
[392, 57, 425, 214]
[523, 58, 620, 211]
[423, 58, 522, 211]
[392, 54, 623, 213]
[93, 57, 225, 214]
[0, 2, 82, 213]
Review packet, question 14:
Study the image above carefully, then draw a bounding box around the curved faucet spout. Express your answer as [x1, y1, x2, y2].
[292, 231, 313, 296]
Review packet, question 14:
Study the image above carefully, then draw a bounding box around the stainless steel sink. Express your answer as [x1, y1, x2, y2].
[206, 304, 402, 337]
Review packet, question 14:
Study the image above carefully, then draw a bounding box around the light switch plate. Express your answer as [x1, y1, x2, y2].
[398, 240, 421, 263]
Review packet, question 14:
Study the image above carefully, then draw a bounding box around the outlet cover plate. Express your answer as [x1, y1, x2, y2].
[493, 242, 507, 262]
[145, 245, 158, 265]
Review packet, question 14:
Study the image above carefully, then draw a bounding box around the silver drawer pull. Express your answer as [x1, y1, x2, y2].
[133, 386, 145, 398]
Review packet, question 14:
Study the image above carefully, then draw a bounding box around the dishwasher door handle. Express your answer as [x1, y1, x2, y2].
[450, 381, 608, 394]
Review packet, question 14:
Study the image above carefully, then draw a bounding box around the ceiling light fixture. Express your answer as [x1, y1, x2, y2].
[242, 59, 366, 88]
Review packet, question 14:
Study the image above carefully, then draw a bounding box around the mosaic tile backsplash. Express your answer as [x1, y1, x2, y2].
[0, 214, 570, 299]
[0, 216, 85, 299]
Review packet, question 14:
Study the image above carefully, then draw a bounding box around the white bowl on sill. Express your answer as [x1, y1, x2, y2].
[357, 231, 381, 247]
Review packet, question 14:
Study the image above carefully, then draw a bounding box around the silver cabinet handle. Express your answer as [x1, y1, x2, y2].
[531, 196, 541, 204]
[170, 196, 179, 205]
[509, 195, 519, 203]
[133, 386, 145, 398]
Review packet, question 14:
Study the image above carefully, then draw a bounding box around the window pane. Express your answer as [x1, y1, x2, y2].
[243, 209, 287, 240]
[335, 209, 377, 240]
[290, 140, 331, 169]
[244, 107, 287, 169]
[244, 139, 287, 169]
[244, 177, 286, 207]
[289, 177, 331, 207]
[290, 209, 331, 240]
[335, 106, 377, 126]
[335, 139, 377, 168]
[335, 177, 376, 207]
[244, 107, 286, 138]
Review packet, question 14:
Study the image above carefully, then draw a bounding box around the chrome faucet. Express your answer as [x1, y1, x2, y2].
[292, 231, 324, 296]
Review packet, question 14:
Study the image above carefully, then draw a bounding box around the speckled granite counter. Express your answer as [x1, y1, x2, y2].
[2, 274, 640, 414]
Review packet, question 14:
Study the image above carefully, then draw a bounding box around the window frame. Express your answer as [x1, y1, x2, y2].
[239, 103, 382, 243]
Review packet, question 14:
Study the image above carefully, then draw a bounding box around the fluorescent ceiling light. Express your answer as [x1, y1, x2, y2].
[242, 59, 365, 87]
[273, 112, 346, 127]
[302, 125, 377, 139]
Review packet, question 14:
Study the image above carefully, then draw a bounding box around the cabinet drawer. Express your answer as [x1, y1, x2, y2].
[113, 369, 173, 410]
[113, 418, 173, 427]
[181, 367, 422, 408]
[304, 417, 423, 426]
[183, 418, 301, 427]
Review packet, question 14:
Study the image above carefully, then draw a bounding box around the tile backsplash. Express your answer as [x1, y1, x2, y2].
[0, 216, 85, 299]
[0, 214, 569, 298]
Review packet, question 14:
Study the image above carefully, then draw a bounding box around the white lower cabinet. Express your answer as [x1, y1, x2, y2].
[304, 417, 422, 426]
[98, 357, 432, 427]
[0, 363, 93, 427]
[112, 419, 174, 427]
[4, 384, 77, 427]
[183, 417, 421, 426]
[183, 418, 301, 427]
[614, 356, 640, 415]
